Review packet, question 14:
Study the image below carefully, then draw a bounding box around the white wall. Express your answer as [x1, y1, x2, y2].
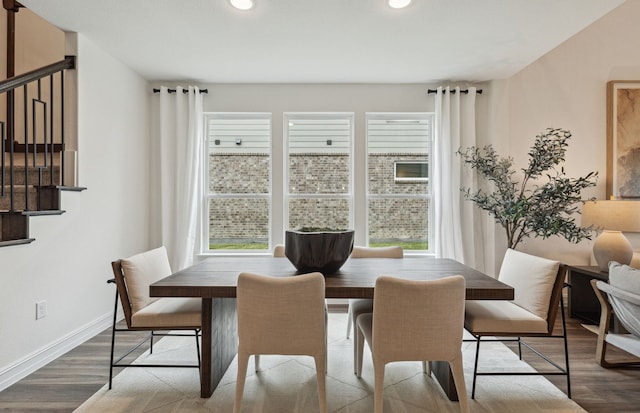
[0, 34, 150, 389]
[487, 1, 639, 266]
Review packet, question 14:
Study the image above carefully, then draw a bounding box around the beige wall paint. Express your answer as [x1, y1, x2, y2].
[500, 0, 637, 265]
[14, 8, 64, 74]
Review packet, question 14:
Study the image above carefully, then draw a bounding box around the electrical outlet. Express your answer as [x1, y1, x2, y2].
[36, 300, 47, 320]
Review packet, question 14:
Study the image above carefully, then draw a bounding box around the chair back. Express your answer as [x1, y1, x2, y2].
[111, 246, 173, 328]
[372, 275, 465, 363]
[498, 249, 565, 332]
[350, 245, 403, 258]
[602, 262, 640, 337]
[272, 244, 286, 257]
[237, 271, 326, 356]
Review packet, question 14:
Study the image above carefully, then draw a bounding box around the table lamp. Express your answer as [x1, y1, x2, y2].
[581, 200, 640, 272]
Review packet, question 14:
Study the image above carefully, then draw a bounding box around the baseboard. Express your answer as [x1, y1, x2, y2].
[0, 312, 113, 392]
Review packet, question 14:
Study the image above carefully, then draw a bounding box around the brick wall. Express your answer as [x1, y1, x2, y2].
[209, 153, 428, 243]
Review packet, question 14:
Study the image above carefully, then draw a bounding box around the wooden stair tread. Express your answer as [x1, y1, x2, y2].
[58, 186, 87, 192]
[0, 238, 35, 247]
[22, 210, 66, 216]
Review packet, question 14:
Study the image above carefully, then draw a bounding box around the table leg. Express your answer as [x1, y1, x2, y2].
[432, 360, 458, 401]
[200, 297, 238, 398]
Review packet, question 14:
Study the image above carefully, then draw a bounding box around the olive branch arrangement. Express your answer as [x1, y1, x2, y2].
[458, 128, 598, 249]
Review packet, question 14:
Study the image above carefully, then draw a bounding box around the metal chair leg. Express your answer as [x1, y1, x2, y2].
[560, 291, 572, 398]
[472, 335, 481, 399]
[108, 280, 118, 390]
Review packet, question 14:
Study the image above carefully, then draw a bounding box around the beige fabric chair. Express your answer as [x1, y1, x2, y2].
[464, 248, 570, 399]
[590, 261, 640, 367]
[234, 271, 327, 413]
[108, 246, 201, 389]
[355, 275, 469, 413]
[272, 244, 286, 257]
[346, 245, 403, 373]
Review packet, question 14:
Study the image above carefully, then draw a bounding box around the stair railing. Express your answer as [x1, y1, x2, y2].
[0, 55, 75, 213]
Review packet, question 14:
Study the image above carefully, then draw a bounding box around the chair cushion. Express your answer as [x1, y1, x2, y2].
[609, 261, 640, 295]
[130, 297, 201, 328]
[121, 246, 172, 315]
[465, 300, 549, 334]
[498, 249, 560, 320]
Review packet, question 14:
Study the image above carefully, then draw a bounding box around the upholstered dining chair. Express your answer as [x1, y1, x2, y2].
[272, 244, 286, 257]
[108, 246, 201, 390]
[590, 261, 640, 367]
[234, 271, 327, 413]
[346, 245, 403, 374]
[355, 275, 469, 413]
[464, 248, 570, 399]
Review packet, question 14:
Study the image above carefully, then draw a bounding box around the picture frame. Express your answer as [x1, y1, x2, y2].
[606, 81, 640, 199]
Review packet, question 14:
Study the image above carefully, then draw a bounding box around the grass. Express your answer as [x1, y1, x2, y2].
[210, 243, 269, 250]
[210, 241, 428, 251]
[369, 241, 428, 250]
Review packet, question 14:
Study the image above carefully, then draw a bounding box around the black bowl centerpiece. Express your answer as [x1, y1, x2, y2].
[285, 228, 354, 275]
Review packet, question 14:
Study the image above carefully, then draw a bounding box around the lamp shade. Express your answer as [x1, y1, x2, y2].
[581, 200, 640, 232]
[582, 200, 640, 271]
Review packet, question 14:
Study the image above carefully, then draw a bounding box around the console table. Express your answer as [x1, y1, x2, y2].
[567, 265, 607, 324]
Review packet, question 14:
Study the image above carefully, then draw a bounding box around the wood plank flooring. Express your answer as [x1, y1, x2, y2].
[0, 309, 638, 413]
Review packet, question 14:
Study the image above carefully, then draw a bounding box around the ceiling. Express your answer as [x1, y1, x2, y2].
[20, 0, 626, 84]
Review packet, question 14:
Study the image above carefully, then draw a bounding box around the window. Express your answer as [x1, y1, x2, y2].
[394, 161, 429, 182]
[285, 113, 353, 231]
[204, 113, 271, 251]
[366, 113, 432, 251]
[201, 111, 432, 255]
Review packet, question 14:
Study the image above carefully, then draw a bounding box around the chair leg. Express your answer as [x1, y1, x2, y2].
[560, 292, 572, 398]
[421, 361, 432, 376]
[233, 351, 250, 413]
[356, 322, 366, 377]
[449, 354, 470, 413]
[315, 354, 328, 413]
[373, 359, 385, 413]
[194, 329, 201, 376]
[471, 335, 481, 399]
[150, 331, 155, 354]
[255, 354, 260, 372]
[108, 288, 119, 390]
[346, 302, 353, 339]
[517, 337, 523, 359]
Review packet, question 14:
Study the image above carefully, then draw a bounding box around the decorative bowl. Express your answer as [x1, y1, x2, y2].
[285, 229, 354, 275]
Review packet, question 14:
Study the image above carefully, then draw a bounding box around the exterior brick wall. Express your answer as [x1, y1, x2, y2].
[208, 153, 428, 243]
[209, 153, 270, 194]
[288, 154, 350, 193]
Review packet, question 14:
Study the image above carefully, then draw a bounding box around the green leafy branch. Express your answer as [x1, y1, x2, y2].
[458, 128, 598, 249]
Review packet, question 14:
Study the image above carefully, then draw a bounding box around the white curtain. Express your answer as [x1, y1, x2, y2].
[433, 86, 485, 271]
[153, 86, 204, 271]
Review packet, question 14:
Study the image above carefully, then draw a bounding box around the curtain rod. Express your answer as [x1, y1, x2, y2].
[152, 88, 208, 94]
[427, 89, 482, 94]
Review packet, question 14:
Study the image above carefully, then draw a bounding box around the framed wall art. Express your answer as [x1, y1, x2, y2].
[607, 81, 640, 199]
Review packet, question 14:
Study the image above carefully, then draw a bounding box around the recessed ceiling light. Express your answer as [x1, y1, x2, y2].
[230, 0, 254, 10]
[388, 0, 411, 9]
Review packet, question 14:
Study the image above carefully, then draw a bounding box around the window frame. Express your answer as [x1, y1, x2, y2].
[283, 112, 355, 232]
[202, 112, 273, 254]
[365, 112, 434, 253]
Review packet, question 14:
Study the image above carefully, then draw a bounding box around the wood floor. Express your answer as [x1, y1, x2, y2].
[0, 309, 639, 413]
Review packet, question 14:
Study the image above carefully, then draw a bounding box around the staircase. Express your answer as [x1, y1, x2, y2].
[0, 56, 85, 247]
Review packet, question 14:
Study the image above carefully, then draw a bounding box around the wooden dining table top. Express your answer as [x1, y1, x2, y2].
[150, 255, 514, 301]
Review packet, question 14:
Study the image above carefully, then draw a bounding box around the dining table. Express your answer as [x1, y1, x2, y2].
[150, 255, 514, 400]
